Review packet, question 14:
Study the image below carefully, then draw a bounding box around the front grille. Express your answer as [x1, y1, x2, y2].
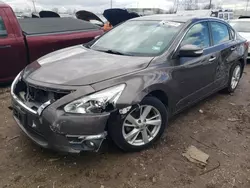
[27, 84, 69, 103]
[15, 79, 72, 105]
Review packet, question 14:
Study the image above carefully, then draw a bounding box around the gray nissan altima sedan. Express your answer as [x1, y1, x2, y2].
[11, 15, 248, 153]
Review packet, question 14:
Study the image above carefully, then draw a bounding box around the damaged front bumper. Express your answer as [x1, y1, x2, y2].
[11, 74, 110, 153]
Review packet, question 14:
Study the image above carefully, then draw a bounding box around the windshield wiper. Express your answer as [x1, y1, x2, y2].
[97, 49, 132, 56]
[106, 50, 125, 55]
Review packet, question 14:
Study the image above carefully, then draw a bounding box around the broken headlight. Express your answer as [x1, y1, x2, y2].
[64, 84, 125, 114]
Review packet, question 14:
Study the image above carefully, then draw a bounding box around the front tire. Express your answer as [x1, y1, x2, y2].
[108, 96, 168, 152]
[225, 62, 242, 93]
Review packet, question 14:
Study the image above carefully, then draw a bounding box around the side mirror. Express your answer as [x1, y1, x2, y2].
[178, 44, 203, 57]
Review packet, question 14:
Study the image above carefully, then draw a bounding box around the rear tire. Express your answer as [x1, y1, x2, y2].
[224, 62, 242, 93]
[108, 96, 168, 152]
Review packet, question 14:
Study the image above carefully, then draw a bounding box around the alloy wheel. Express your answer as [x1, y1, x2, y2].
[231, 65, 241, 90]
[122, 105, 162, 146]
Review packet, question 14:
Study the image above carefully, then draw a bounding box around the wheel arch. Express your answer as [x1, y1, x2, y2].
[238, 58, 245, 77]
[146, 90, 169, 108]
[129, 84, 172, 114]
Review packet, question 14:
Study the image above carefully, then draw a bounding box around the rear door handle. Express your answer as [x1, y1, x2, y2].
[209, 57, 216, 62]
[231, 46, 236, 51]
[0, 45, 11, 49]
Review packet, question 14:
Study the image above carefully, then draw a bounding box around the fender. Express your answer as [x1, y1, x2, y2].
[114, 71, 176, 115]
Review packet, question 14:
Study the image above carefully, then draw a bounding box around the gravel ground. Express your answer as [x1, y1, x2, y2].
[0, 65, 250, 188]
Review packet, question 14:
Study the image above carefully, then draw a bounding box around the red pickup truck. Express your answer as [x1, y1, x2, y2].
[0, 2, 103, 83]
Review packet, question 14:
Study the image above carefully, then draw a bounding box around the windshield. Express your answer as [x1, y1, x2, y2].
[91, 20, 183, 56]
[229, 21, 250, 32]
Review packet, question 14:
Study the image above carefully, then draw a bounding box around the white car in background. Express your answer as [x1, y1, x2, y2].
[229, 19, 250, 58]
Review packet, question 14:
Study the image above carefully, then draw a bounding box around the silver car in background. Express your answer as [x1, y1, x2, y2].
[229, 19, 250, 58]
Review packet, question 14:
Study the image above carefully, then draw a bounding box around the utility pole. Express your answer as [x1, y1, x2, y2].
[31, 0, 37, 12]
[209, 0, 212, 9]
[176, 0, 179, 13]
[246, 0, 249, 11]
[174, 0, 179, 13]
[111, 0, 113, 8]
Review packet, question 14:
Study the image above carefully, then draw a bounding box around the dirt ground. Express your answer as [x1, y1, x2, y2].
[0, 65, 250, 188]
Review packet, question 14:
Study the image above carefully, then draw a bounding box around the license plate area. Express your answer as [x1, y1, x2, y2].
[13, 106, 27, 125]
[13, 105, 45, 137]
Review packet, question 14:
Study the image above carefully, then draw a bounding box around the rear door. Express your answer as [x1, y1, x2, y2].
[172, 21, 219, 111]
[209, 21, 241, 88]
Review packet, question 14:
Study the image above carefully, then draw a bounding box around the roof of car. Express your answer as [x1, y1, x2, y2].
[131, 14, 224, 23]
[0, 1, 9, 7]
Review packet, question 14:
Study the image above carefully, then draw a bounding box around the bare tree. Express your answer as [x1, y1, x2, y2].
[168, 7, 177, 14]
[203, 3, 215, 9]
[52, 8, 59, 13]
[184, 0, 199, 10]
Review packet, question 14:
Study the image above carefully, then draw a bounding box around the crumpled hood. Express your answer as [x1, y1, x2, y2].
[238, 32, 250, 41]
[23, 45, 152, 86]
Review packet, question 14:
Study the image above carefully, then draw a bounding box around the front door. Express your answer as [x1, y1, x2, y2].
[0, 11, 13, 82]
[171, 22, 219, 112]
[0, 9, 27, 82]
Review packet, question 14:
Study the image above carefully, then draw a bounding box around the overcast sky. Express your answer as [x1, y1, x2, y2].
[2, 0, 249, 13]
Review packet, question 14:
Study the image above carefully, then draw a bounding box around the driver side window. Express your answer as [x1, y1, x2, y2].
[181, 22, 210, 49]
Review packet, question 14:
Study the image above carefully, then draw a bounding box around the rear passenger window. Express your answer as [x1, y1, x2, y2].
[181, 22, 210, 49]
[0, 17, 7, 37]
[211, 22, 230, 45]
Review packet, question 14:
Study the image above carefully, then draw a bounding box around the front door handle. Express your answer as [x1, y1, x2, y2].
[209, 57, 216, 62]
[231, 46, 236, 51]
[0, 45, 11, 49]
